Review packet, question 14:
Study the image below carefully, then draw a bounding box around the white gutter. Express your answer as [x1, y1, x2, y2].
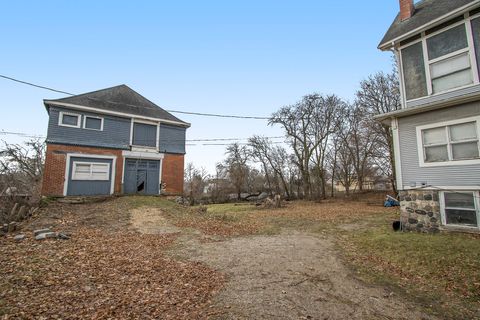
[44, 100, 191, 128]
[378, 1, 480, 50]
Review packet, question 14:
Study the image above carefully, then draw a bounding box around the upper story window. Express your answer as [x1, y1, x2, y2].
[59, 112, 81, 128]
[132, 122, 158, 148]
[417, 117, 480, 167]
[400, 15, 480, 101]
[83, 116, 103, 131]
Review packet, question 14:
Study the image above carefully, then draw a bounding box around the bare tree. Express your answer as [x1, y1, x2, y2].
[341, 103, 379, 191]
[0, 139, 45, 198]
[224, 143, 250, 200]
[270, 94, 344, 200]
[356, 71, 401, 193]
[248, 136, 292, 198]
[184, 162, 209, 205]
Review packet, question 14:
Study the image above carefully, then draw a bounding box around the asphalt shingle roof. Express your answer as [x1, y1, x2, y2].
[44, 85, 189, 126]
[379, 0, 478, 49]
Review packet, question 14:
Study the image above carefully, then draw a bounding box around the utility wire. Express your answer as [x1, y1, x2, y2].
[0, 74, 75, 96]
[0, 130, 284, 142]
[0, 74, 271, 120]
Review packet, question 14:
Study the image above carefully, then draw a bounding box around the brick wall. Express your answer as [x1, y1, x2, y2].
[161, 154, 184, 195]
[42, 144, 124, 196]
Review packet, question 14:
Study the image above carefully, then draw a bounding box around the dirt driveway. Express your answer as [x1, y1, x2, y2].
[131, 206, 436, 320]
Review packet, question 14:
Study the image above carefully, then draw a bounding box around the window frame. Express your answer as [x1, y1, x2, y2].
[58, 111, 81, 128]
[83, 115, 104, 131]
[439, 190, 480, 229]
[416, 116, 480, 167]
[71, 161, 110, 181]
[399, 14, 480, 103]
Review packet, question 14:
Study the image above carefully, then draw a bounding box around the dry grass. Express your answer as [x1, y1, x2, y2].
[1, 197, 224, 319]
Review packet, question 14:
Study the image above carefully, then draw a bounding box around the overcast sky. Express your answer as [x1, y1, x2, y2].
[0, 0, 399, 173]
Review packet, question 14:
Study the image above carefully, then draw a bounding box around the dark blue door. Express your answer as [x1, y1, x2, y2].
[124, 159, 160, 195]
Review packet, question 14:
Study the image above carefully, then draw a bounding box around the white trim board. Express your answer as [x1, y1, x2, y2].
[122, 150, 165, 160]
[63, 153, 117, 196]
[45, 101, 191, 128]
[391, 118, 403, 190]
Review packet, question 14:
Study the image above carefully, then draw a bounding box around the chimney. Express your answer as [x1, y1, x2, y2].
[399, 0, 415, 21]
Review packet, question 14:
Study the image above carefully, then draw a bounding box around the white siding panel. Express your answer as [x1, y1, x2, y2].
[398, 101, 480, 188]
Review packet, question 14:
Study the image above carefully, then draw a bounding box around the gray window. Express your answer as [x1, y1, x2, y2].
[60, 113, 80, 127]
[443, 192, 478, 227]
[84, 116, 103, 130]
[132, 123, 157, 147]
[426, 24, 468, 60]
[471, 18, 480, 77]
[401, 42, 428, 100]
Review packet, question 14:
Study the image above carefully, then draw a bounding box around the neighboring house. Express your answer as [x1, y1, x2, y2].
[41, 85, 190, 197]
[376, 0, 480, 233]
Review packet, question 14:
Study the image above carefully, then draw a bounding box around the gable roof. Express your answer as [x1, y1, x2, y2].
[44, 85, 190, 127]
[379, 0, 479, 50]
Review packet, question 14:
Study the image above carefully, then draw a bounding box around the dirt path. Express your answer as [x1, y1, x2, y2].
[131, 207, 437, 320]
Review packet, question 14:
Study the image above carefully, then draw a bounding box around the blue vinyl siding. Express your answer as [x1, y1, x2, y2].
[159, 124, 186, 154]
[67, 157, 113, 196]
[398, 101, 480, 189]
[47, 106, 187, 154]
[47, 106, 130, 149]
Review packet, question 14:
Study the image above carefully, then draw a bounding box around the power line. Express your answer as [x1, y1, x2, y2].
[0, 74, 75, 96]
[0, 74, 272, 120]
[166, 110, 269, 120]
[0, 130, 284, 142]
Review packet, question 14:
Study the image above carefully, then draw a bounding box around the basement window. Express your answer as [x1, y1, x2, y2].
[72, 162, 110, 181]
[440, 191, 480, 228]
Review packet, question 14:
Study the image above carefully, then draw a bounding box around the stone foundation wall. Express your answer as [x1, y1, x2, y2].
[399, 190, 441, 233]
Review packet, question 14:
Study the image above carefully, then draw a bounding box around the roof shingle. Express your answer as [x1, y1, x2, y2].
[44, 85, 189, 126]
[379, 0, 478, 49]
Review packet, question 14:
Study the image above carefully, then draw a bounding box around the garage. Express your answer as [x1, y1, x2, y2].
[123, 159, 161, 195]
[66, 156, 114, 196]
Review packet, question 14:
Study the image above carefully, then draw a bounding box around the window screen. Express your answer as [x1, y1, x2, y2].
[426, 24, 468, 60]
[471, 18, 480, 77]
[401, 42, 428, 100]
[84, 117, 102, 130]
[61, 114, 79, 126]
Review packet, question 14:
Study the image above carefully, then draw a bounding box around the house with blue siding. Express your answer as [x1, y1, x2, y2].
[41, 85, 190, 197]
[376, 0, 480, 233]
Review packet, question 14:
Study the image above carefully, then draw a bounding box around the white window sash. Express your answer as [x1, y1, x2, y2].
[83, 116, 104, 131]
[72, 162, 110, 181]
[58, 111, 81, 128]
